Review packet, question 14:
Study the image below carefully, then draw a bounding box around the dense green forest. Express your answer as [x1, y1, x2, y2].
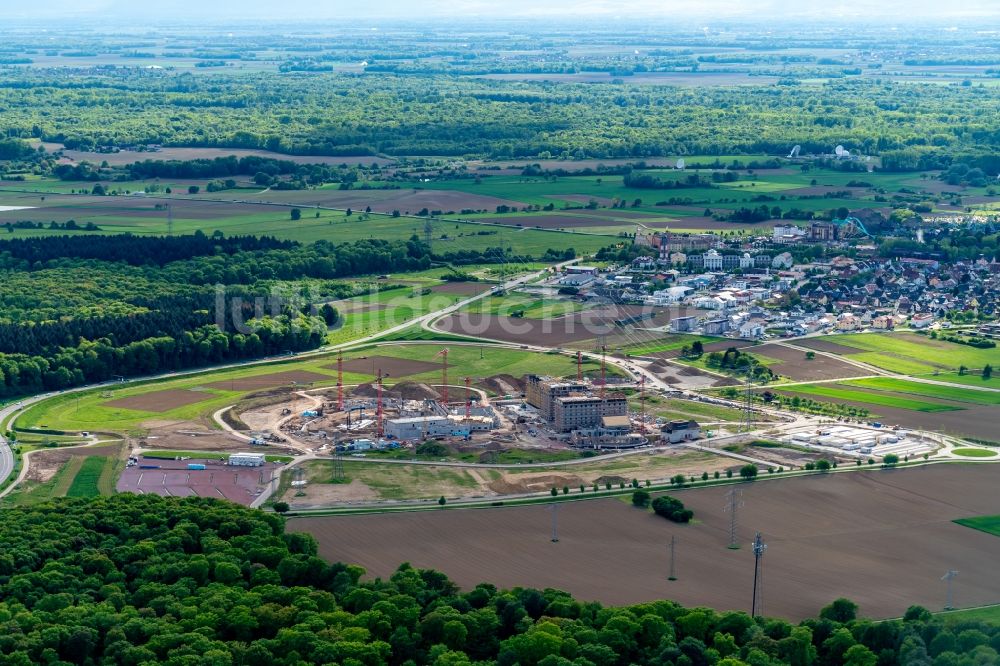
[0, 231, 558, 396]
[0, 494, 995, 665]
[3, 71, 1000, 165]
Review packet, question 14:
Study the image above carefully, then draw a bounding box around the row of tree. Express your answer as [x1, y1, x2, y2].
[0, 315, 326, 395]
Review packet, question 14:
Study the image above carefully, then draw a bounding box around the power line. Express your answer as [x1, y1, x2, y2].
[739, 368, 755, 433]
[942, 570, 959, 610]
[724, 488, 744, 549]
[550, 503, 560, 543]
[668, 535, 677, 581]
[332, 453, 345, 482]
[751, 531, 767, 617]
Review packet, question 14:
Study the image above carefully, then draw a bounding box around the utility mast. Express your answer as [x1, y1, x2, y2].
[550, 503, 559, 543]
[725, 488, 744, 549]
[436, 348, 449, 404]
[668, 535, 677, 581]
[464, 376, 472, 422]
[600, 344, 607, 400]
[739, 369, 755, 433]
[336, 349, 344, 411]
[639, 374, 647, 433]
[751, 532, 767, 617]
[376, 369, 384, 438]
[942, 570, 959, 610]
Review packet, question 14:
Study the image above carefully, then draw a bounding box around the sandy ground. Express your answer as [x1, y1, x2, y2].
[240, 395, 313, 433]
[291, 463, 1000, 621]
[25, 445, 118, 483]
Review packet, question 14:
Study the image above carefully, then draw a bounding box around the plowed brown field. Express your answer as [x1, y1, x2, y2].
[291, 464, 1000, 620]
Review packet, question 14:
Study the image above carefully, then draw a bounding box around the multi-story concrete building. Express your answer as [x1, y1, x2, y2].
[526, 374, 627, 432]
[525, 375, 588, 422]
[670, 315, 698, 332]
[809, 221, 839, 242]
[553, 394, 627, 432]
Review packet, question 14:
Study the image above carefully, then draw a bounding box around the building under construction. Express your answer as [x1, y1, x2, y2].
[525, 374, 627, 432]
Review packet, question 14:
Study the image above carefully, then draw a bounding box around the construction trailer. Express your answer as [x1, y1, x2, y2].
[228, 453, 266, 467]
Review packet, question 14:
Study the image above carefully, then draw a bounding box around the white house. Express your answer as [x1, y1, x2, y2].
[649, 286, 693, 305]
[703, 249, 724, 271]
[773, 224, 806, 243]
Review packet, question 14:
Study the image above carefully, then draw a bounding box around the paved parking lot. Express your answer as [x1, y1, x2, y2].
[117, 457, 279, 506]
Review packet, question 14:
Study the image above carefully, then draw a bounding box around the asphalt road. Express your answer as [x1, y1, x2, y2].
[0, 260, 573, 493]
[0, 431, 11, 490]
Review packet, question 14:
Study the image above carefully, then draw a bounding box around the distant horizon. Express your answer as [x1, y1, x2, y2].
[5, 0, 1000, 22]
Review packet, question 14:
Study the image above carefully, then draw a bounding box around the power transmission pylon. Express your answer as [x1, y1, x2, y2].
[639, 374, 647, 433]
[600, 344, 607, 400]
[333, 453, 345, 482]
[751, 532, 767, 617]
[336, 349, 344, 411]
[724, 488, 744, 549]
[376, 369, 384, 438]
[577, 351, 583, 382]
[668, 535, 677, 581]
[464, 376, 472, 423]
[739, 369, 755, 433]
[166, 203, 173, 236]
[550, 503, 560, 543]
[942, 570, 959, 610]
[436, 348, 449, 404]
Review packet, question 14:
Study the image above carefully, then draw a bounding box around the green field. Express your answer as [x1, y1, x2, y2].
[954, 515, 1000, 537]
[928, 372, 1000, 389]
[623, 335, 720, 356]
[843, 378, 1000, 405]
[328, 286, 466, 345]
[778, 384, 964, 412]
[0, 187, 615, 255]
[5, 446, 121, 506]
[830, 334, 1000, 374]
[65, 456, 106, 498]
[951, 448, 998, 458]
[416, 169, 893, 220]
[937, 605, 1000, 625]
[637, 395, 750, 424]
[15, 343, 600, 433]
[462, 291, 585, 319]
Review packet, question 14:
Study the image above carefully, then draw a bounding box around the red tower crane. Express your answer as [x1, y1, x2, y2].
[435, 348, 450, 404]
[600, 344, 607, 400]
[464, 376, 472, 422]
[639, 374, 647, 434]
[336, 349, 344, 411]
[376, 368, 384, 438]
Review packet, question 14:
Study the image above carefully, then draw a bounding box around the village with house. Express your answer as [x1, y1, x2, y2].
[547, 219, 1000, 342]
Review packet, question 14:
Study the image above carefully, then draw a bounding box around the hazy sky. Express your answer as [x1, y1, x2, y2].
[7, 0, 1000, 21]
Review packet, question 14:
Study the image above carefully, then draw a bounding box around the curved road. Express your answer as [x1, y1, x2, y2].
[0, 259, 576, 493]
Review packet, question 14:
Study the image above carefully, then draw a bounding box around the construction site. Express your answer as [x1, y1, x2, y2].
[228, 346, 673, 457]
